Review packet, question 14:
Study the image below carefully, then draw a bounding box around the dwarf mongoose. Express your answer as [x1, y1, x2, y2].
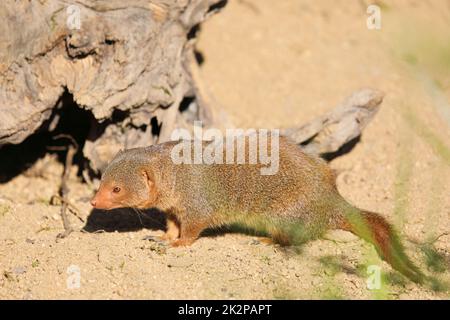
[91, 135, 423, 283]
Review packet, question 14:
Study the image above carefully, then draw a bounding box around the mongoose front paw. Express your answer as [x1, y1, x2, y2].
[170, 238, 196, 247]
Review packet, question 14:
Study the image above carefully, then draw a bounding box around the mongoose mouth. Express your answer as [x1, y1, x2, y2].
[90, 178, 131, 210]
[90, 201, 124, 211]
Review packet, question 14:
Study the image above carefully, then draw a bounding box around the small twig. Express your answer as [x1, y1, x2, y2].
[82, 168, 96, 190]
[57, 145, 76, 238]
[428, 232, 450, 244]
[50, 195, 85, 223]
[80, 229, 105, 234]
[407, 232, 450, 246]
[53, 134, 79, 150]
[52, 135, 79, 239]
[46, 146, 69, 151]
[167, 263, 193, 269]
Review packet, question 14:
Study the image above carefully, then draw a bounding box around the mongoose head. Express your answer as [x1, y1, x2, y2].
[90, 149, 158, 210]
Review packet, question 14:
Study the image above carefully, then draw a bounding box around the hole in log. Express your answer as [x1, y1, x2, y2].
[178, 96, 199, 124]
[194, 50, 205, 65]
[187, 24, 200, 40]
[208, 0, 228, 13]
[179, 96, 196, 113]
[111, 109, 129, 123]
[150, 116, 162, 136]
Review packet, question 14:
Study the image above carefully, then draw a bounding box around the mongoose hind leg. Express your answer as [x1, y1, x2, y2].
[255, 237, 274, 245]
[270, 230, 292, 246]
[253, 230, 291, 246]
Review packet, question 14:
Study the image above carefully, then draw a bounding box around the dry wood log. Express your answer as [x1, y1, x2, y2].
[0, 0, 383, 176]
[0, 0, 224, 164]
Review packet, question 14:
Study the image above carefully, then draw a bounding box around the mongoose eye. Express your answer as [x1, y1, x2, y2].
[112, 186, 121, 193]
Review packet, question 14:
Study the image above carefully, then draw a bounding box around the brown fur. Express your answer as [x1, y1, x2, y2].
[91, 136, 424, 282]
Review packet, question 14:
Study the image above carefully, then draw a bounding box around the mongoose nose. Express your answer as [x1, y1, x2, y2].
[90, 199, 97, 207]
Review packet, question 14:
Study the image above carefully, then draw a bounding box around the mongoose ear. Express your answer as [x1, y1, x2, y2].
[142, 170, 154, 188]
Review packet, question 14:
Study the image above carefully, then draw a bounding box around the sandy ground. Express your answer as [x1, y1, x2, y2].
[1, 0, 450, 299]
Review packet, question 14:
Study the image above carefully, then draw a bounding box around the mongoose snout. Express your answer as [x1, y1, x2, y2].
[90, 137, 425, 283]
[91, 146, 160, 211]
[91, 163, 157, 210]
[90, 180, 124, 210]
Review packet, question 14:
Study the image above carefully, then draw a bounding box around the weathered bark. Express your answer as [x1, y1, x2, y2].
[0, 0, 224, 169]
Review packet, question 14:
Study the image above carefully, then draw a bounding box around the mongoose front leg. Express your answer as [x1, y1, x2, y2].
[143, 216, 180, 244]
[170, 221, 206, 247]
[161, 218, 180, 241]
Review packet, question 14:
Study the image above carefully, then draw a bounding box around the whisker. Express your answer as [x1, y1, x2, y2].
[132, 207, 145, 227]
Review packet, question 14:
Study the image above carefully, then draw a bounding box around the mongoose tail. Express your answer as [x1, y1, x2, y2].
[338, 207, 425, 284]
